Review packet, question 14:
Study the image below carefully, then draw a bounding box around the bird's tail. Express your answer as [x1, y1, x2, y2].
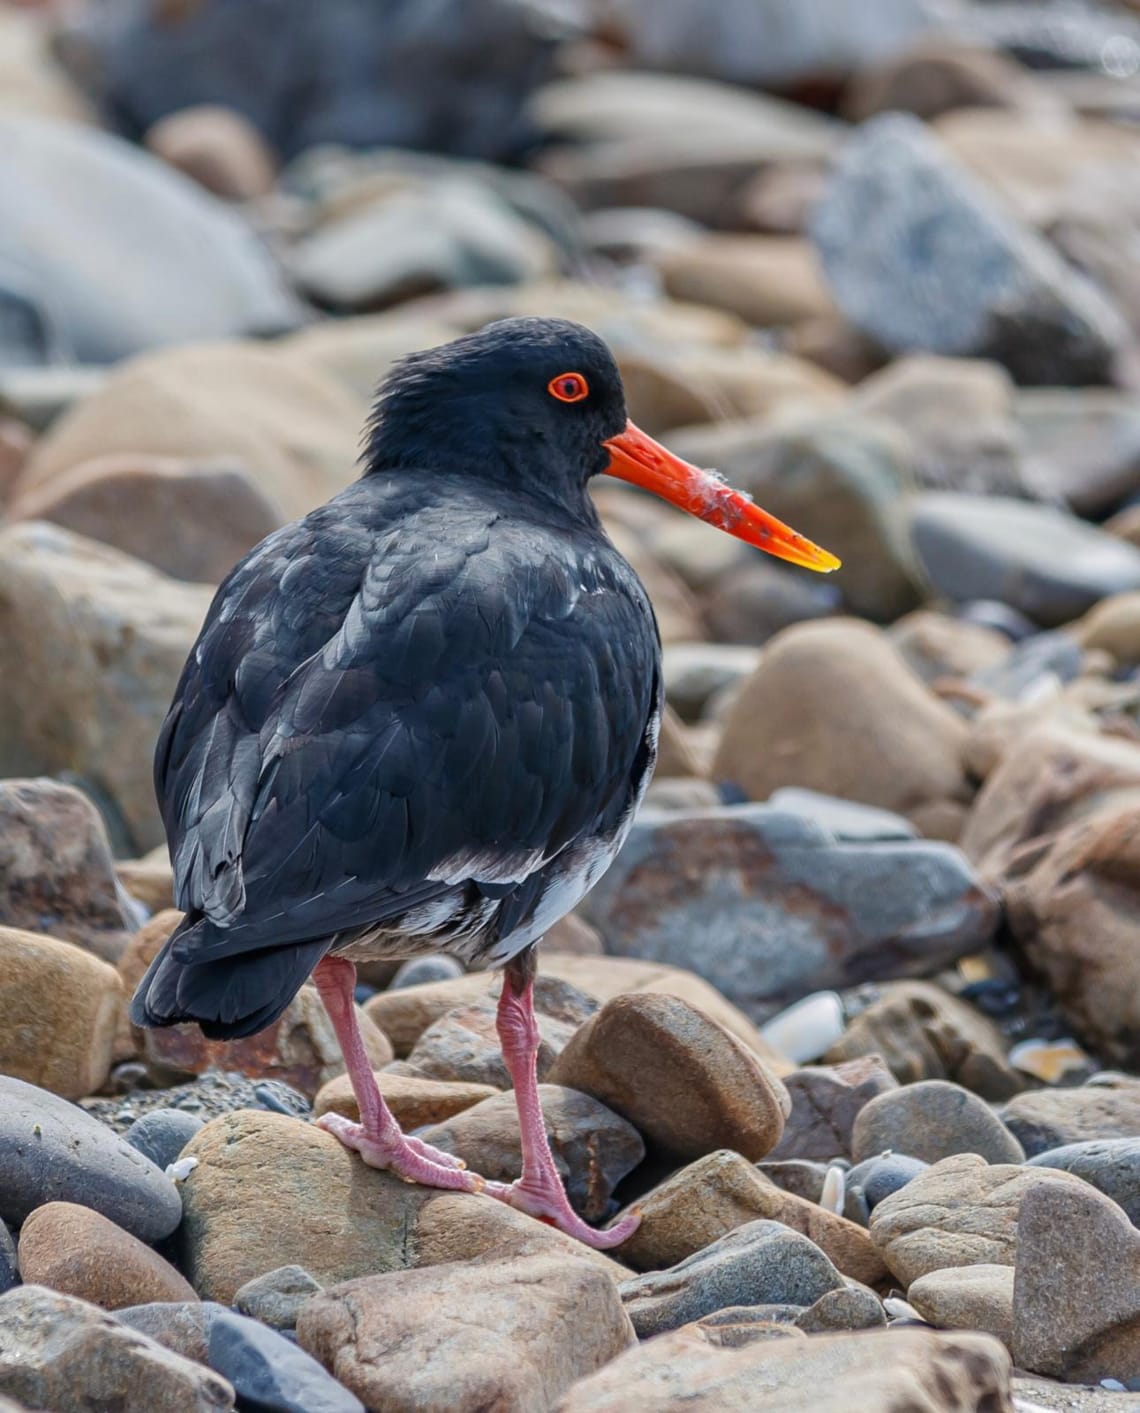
[129, 913, 329, 1041]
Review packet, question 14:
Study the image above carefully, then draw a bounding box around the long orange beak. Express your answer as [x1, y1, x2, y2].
[603, 419, 840, 573]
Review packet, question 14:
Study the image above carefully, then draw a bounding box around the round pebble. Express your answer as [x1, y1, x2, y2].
[124, 1109, 206, 1172]
[851, 1080, 1025, 1166]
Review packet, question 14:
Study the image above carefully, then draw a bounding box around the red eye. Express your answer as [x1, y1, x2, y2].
[548, 372, 589, 403]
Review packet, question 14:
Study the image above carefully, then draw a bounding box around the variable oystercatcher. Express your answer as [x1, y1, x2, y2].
[131, 317, 839, 1247]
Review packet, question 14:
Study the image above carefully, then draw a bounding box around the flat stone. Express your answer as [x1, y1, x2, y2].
[548, 992, 789, 1162]
[0, 1285, 233, 1411]
[0, 925, 123, 1100]
[233, 1266, 324, 1331]
[207, 1305, 364, 1413]
[125, 1109, 206, 1172]
[297, 1251, 633, 1413]
[1000, 1080, 1140, 1157]
[1014, 1178, 1140, 1383]
[912, 494, 1140, 628]
[1027, 1140, 1140, 1225]
[908, 1264, 1015, 1347]
[18, 1202, 196, 1311]
[764, 1056, 897, 1162]
[583, 800, 996, 1023]
[312, 1070, 499, 1127]
[852, 1080, 1025, 1166]
[179, 1109, 625, 1303]
[869, 1152, 1090, 1287]
[812, 113, 1128, 384]
[766, 789, 917, 842]
[417, 1084, 644, 1222]
[555, 1325, 1013, 1413]
[0, 1075, 182, 1239]
[824, 980, 1023, 1101]
[619, 1219, 845, 1338]
[617, 1150, 888, 1288]
[0, 776, 135, 960]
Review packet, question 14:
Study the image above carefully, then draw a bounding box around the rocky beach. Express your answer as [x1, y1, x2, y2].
[3, 1, 1140, 1409]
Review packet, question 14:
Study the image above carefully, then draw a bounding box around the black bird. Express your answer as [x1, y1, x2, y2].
[131, 317, 839, 1247]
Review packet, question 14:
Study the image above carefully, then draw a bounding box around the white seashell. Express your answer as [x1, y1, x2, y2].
[760, 992, 844, 1064]
[165, 1155, 199, 1182]
[820, 1165, 845, 1215]
[1009, 1038, 1089, 1085]
[883, 1298, 927, 1324]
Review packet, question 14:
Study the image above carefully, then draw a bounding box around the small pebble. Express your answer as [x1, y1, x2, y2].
[389, 955, 466, 989]
[233, 1264, 325, 1331]
[125, 1108, 205, 1171]
[760, 992, 845, 1064]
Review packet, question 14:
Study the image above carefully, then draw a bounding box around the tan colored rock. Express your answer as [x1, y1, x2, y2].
[0, 523, 213, 852]
[0, 927, 121, 1100]
[116, 846, 175, 915]
[179, 1109, 624, 1302]
[602, 518, 703, 643]
[889, 610, 1010, 686]
[1013, 1177, 1140, 1383]
[962, 695, 1102, 782]
[961, 725, 1140, 880]
[655, 704, 703, 779]
[298, 1251, 634, 1413]
[657, 235, 836, 329]
[909, 1264, 1015, 1348]
[870, 1153, 1089, 1287]
[785, 315, 887, 384]
[618, 1150, 888, 1288]
[1005, 807, 1140, 1068]
[144, 983, 392, 1098]
[0, 1285, 233, 1412]
[399, 991, 578, 1088]
[17, 1202, 197, 1310]
[313, 1070, 499, 1125]
[280, 314, 461, 403]
[550, 993, 789, 1162]
[712, 619, 971, 823]
[1072, 592, 1140, 667]
[8, 454, 283, 585]
[824, 980, 1022, 1101]
[555, 1324, 1013, 1413]
[544, 912, 604, 956]
[18, 341, 364, 522]
[365, 952, 778, 1063]
[0, 776, 134, 962]
[144, 105, 277, 200]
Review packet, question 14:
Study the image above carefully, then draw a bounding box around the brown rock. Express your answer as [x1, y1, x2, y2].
[365, 952, 777, 1063]
[1072, 592, 1140, 667]
[961, 725, 1140, 881]
[1013, 1178, 1140, 1382]
[712, 619, 971, 824]
[17, 341, 364, 523]
[418, 1084, 644, 1221]
[764, 1055, 898, 1163]
[999, 1079, 1140, 1156]
[0, 523, 213, 852]
[144, 983, 391, 1098]
[298, 1251, 633, 1413]
[843, 38, 1062, 124]
[785, 315, 887, 384]
[0, 777, 135, 962]
[313, 1071, 499, 1126]
[555, 1324, 1013, 1413]
[1004, 806, 1140, 1068]
[0, 927, 122, 1100]
[116, 846, 175, 915]
[654, 704, 703, 779]
[545, 911, 604, 955]
[656, 235, 836, 329]
[909, 1264, 1015, 1348]
[825, 981, 1023, 1102]
[0, 1285, 233, 1412]
[888, 610, 1011, 686]
[18, 1202, 197, 1310]
[618, 1150, 888, 1289]
[180, 1109, 624, 1303]
[400, 989, 581, 1088]
[8, 455, 283, 585]
[869, 1152, 1089, 1287]
[116, 909, 181, 1060]
[550, 993, 789, 1162]
[145, 105, 277, 200]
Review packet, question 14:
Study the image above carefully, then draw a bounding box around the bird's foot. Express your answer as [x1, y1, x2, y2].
[316, 1112, 480, 1191]
[483, 1174, 641, 1250]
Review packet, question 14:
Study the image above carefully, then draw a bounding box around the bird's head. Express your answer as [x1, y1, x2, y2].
[365, 316, 840, 573]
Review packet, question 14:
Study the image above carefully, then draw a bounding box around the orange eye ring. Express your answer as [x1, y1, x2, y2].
[548, 371, 590, 403]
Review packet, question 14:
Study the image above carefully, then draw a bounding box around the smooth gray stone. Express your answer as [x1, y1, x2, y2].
[124, 1109, 205, 1173]
[1028, 1139, 1140, 1225]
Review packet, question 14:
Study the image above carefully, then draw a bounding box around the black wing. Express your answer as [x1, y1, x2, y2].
[156, 479, 658, 966]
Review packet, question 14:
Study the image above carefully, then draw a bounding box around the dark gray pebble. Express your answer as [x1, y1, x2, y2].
[0, 1219, 17, 1294]
[124, 1109, 205, 1171]
[233, 1265, 324, 1331]
[208, 1306, 364, 1413]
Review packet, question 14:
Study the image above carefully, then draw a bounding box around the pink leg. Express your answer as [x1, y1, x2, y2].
[488, 949, 641, 1249]
[312, 956, 481, 1190]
